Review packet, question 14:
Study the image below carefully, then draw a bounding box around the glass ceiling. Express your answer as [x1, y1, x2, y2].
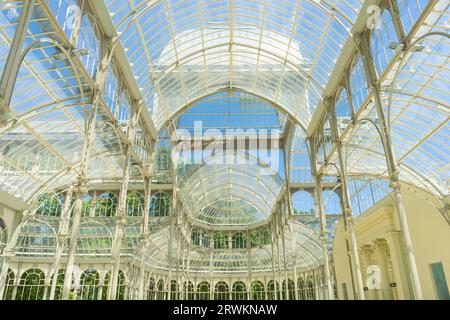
[177, 155, 284, 228]
[176, 90, 285, 135]
[323, 4, 450, 198]
[0, 0, 448, 285]
[105, 0, 364, 131]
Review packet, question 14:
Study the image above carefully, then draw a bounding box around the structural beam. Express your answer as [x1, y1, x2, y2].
[88, 0, 158, 140]
[314, 174, 334, 300]
[306, 0, 380, 137]
[358, 31, 424, 300]
[108, 103, 141, 300]
[326, 99, 366, 300]
[0, 0, 36, 124]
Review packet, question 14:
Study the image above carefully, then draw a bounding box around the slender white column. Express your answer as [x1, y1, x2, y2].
[61, 90, 101, 300]
[293, 266, 298, 300]
[348, 217, 365, 300]
[61, 194, 84, 300]
[108, 100, 142, 300]
[358, 33, 423, 300]
[314, 174, 334, 300]
[325, 101, 365, 300]
[49, 187, 74, 300]
[138, 176, 152, 300]
[280, 222, 289, 300]
[167, 216, 175, 300]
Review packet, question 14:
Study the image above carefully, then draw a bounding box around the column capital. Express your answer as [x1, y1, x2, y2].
[2, 247, 15, 257]
[0, 104, 7, 126]
[373, 238, 389, 251]
[345, 213, 354, 223]
[361, 244, 374, 255]
[74, 181, 88, 196]
[389, 176, 401, 190]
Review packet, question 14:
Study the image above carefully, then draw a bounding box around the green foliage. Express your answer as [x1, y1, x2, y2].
[149, 193, 170, 216]
[81, 197, 92, 216]
[249, 230, 261, 247]
[101, 271, 125, 300]
[95, 193, 118, 217]
[232, 232, 246, 249]
[77, 270, 99, 300]
[16, 269, 45, 300]
[126, 192, 144, 216]
[36, 193, 62, 216]
[2, 269, 14, 300]
[214, 232, 228, 249]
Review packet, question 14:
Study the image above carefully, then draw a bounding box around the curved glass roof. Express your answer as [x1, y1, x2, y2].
[177, 157, 284, 228]
[0, 0, 446, 205]
[0, 0, 448, 294]
[323, 18, 450, 198]
[137, 220, 324, 274]
[105, 0, 364, 131]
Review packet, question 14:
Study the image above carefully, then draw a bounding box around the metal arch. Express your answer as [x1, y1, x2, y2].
[343, 116, 387, 169]
[113, 0, 354, 37]
[386, 31, 450, 133]
[0, 36, 95, 202]
[343, 116, 448, 199]
[143, 41, 322, 91]
[155, 87, 313, 136]
[28, 168, 74, 202]
[3, 37, 88, 117]
[105, 0, 360, 133]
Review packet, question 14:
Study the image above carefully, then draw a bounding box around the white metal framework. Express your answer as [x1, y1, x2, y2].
[0, 0, 448, 301]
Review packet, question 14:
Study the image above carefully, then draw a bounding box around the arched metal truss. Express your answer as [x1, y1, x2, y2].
[0, 0, 448, 301]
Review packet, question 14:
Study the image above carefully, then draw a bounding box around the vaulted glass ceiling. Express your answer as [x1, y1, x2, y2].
[0, 0, 448, 299]
[177, 157, 284, 228]
[104, 0, 364, 131]
[0, 0, 447, 206]
[176, 90, 285, 134]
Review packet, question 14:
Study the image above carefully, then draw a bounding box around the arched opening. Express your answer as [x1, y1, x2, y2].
[214, 281, 229, 300]
[298, 278, 306, 300]
[232, 232, 246, 249]
[231, 281, 247, 300]
[35, 193, 64, 216]
[148, 278, 156, 300]
[16, 269, 45, 300]
[2, 269, 14, 300]
[183, 281, 195, 300]
[126, 192, 144, 216]
[267, 280, 280, 300]
[282, 279, 296, 300]
[251, 281, 265, 300]
[77, 269, 100, 300]
[170, 280, 179, 300]
[196, 281, 210, 300]
[95, 192, 118, 217]
[292, 191, 315, 215]
[149, 192, 171, 217]
[307, 276, 316, 300]
[156, 279, 166, 300]
[102, 270, 126, 300]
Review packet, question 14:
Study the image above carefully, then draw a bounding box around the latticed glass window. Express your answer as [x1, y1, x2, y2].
[214, 232, 228, 249]
[126, 192, 144, 216]
[95, 192, 118, 217]
[149, 192, 171, 217]
[35, 193, 64, 216]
